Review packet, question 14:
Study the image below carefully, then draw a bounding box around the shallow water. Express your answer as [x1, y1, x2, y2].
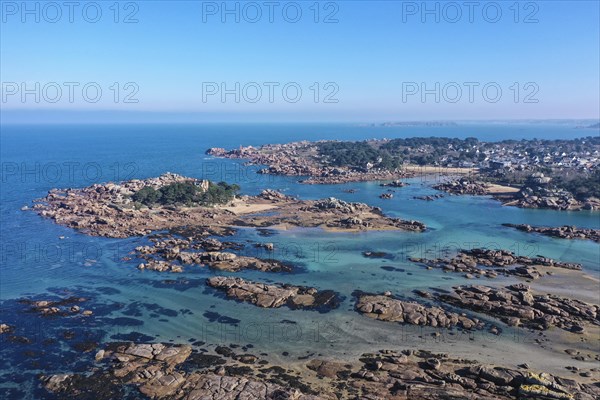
[1, 123, 599, 398]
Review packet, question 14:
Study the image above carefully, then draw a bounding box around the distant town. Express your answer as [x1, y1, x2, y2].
[208, 136, 600, 210]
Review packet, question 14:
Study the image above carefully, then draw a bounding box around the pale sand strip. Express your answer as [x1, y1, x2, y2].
[485, 183, 520, 194]
[217, 202, 278, 215]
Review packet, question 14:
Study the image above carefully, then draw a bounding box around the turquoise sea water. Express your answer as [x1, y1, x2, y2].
[1, 122, 599, 398]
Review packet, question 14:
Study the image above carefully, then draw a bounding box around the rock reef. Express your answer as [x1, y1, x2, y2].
[432, 284, 599, 333]
[18, 296, 93, 317]
[379, 180, 408, 188]
[410, 248, 582, 279]
[503, 224, 600, 243]
[134, 235, 292, 273]
[207, 276, 341, 312]
[355, 292, 483, 330]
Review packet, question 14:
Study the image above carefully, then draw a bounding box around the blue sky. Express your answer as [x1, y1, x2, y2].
[1, 1, 599, 122]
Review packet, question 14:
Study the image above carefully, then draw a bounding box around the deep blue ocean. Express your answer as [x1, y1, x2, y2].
[1, 122, 599, 398]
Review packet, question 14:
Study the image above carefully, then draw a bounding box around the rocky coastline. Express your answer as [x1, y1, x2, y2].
[6, 288, 597, 399]
[206, 144, 414, 185]
[504, 186, 600, 211]
[30, 174, 426, 239]
[18, 169, 599, 399]
[503, 224, 600, 243]
[433, 179, 491, 196]
[433, 179, 600, 211]
[206, 138, 600, 211]
[41, 342, 600, 399]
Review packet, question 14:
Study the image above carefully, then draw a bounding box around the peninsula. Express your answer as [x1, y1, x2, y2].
[207, 136, 600, 210]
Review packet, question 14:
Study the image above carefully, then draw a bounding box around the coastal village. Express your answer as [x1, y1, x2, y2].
[208, 136, 600, 175]
[207, 136, 600, 210]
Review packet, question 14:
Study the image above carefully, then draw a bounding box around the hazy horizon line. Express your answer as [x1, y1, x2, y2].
[2, 109, 599, 125]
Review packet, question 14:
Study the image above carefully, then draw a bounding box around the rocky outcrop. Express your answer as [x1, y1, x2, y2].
[414, 194, 445, 201]
[434, 179, 490, 195]
[174, 374, 321, 399]
[29, 173, 231, 238]
[42, 342, 321, 399]
[207, 276, 340, 312]
[362, 251, 393, 259]
[355, 292, 483, 330]
[207, 143, 413, 185]
[42, 343, 600, 399]
[300, 197, 425, 231]
[510, 186, 583, 211]
[309, 197, 374, 214]
[410, 248, 581, 279]
[433, 284, 600, 333]
[433, 179, 599, 211]
[379, 180, 408, 188]
[306, 359, 350, 379]
[137, 260, 183, 273]
[0, 323, 14, 334]
[258, 189, 295, 201]
[31, 176, 426, 238]
[18, 296, 92, 317]
[348, 350, 598, 400]
[503, 224, 600, 243]
[133, 235, 292, 273]
[379, 193, 394, 199]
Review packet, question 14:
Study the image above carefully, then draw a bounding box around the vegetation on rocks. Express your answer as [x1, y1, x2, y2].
[317, 141, 403, 170]
[553, 170, 600, 201]
[132, 181, 240, 207]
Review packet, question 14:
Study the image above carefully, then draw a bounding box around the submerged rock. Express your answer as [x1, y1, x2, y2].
[503, 223, 600, 243]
